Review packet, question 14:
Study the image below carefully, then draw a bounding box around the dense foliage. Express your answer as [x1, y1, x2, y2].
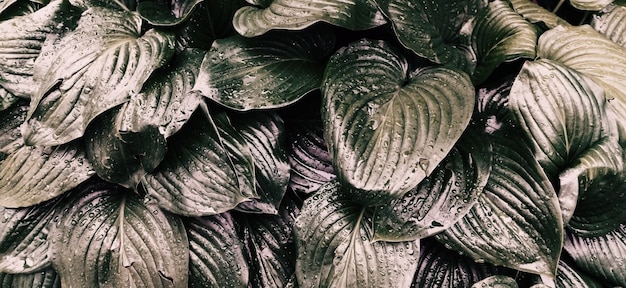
[1, 0, 626, 287]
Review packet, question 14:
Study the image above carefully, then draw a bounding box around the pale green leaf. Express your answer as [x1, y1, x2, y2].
[570, 0, 613, 11]
[322, 39, 474, 204]
[232, 0, 386, 37]
[287, 123, 335, 194]
[470, 275, 518, 288]
[137, 0, 203, 26]
[591, 3, 626, 46]
[0, 267, 60, 288]
[508, 0, 569, 29]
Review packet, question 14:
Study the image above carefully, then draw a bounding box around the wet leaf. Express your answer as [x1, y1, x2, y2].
[68, 0, 135, 11]
[475, 76, 515, 134]
[592, 3, 626, 47]
[0, 267, 60, 288]
[470, 275, 518, 288]
[322, 39, 474, 204]
[0, 101, 27, 156]
[137, 0, 203, 26]
[508, 0, 569, 29]
[49, 183, 189, 288]
[570, 0, 613, 11]
[287, 123, 335, 194]
[556, 259, 606, 288]
[0, 88, 19, 111]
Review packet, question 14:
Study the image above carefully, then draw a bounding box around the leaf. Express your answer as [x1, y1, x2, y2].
[0, 267, 60, 288]
[0, 141, 95, 208]
[556, 259, 606, 288]
[569, 0, 613, 11]
[0, 101, 27, 156]
[372, 129, 492, 242]
[322, 39, 474, 204]
[186, 213, 248, 288]
[294, 181, 420, 288]
[0, 0, 66, 98]
[374, 0, 483, 67]
[68, 0, 135, 11]
[508, 0, 569, 29]
[564, 225, 626, 286]
[470, 275, 518, 288]
[0, 88, 19, 111]
[193, 28, 335, 111]
[287, 123, 336, 194]
[143, 110, 256, 217]
[232, 0, 386, 37]
[475, 76, 515, 134]
[24, 7, 175, 146]
[137, 0, 203, 26]
[591, 3, 626, 46]
[49, 183, 189, 288]
[470, 0, 538, 84]
[436, 134, 563, 276]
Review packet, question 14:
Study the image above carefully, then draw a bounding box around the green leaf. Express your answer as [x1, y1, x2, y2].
[470, 0, 538, 84]
[374, 0, 483, 67]
[143, 110, 256, 217]
[508, 0, 569, 29]
[591, 3, 626, 46]
[372, 129, 492, 242]
[436, 134, 563, 277]
[470, 275, 518, 288]
[564, 225, 626, 286]
[136, 0, 203, 26]
[0, 141, 95, 208]
[232, 0, 386, 37]
[0, 0, 66, 98]
[570, 0, 613, 11]
[475, 76, 515, 134]
[24, 7, 175, 146]
[186, 213, 248, 288]
[294, 181, 420, 288]
[0, 88, 19, 111]
[68, 0, 135, 11]
[0, 101, 27, 156]
[0, 267, 60, 288]
[556, 259, 606, 288]
[322, 39, 474, 204]
[287, 123, 335, 194]
[193, 28, 335, 111]
[49, 183, 189, 288]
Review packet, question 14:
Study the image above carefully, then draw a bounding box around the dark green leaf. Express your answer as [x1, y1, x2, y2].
[137, 0, 203, 26]
[24, 7, 175, 146]
[0, 267, 60, 288]
[556, 259, 606, 288]
[0, 101, 27, 156]
[470, 275, 518, 288]
[193, 28, 335, 111]
[49, 183, 189, 288]
[68, 0, 135, 11]
[570, 0, 613, 11]
[508, 0, 569, 29]
[294, 181, 420, 288]
[287, 123, 335, 194]
[322, 39, 474, 204]
[475, 76, 515, 134]
[232, 0, 386, 37]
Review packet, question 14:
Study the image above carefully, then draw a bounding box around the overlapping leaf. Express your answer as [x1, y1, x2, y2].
[508, 0, 569, 29]
[556, 259, 606, 288]
[0, 267, 60, 288]
[437, 134, 563, 276]
[193, 28, 335, 111]
[470, 275, 518, 288]
[137, 0, 203, 26]
[24, 7, 175, 146]
[570, 0, 613, 11]
[49, 183, 189, 288]
[294, 181, 419, 288]
[322, 39, 474, 204]
[0, 101, 27, 156]
[592, 3, 626, 46]
[232, 0, 386, 37]
[287, 123, 335, 194]
[0, 88, 19, 111]
[475, 76, 515, 134]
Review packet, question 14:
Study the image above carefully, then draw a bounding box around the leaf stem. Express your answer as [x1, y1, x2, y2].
[552, 0, 565, 14]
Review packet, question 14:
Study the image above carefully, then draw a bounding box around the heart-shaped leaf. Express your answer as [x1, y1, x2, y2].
[0, 0, 66, 98]
[24, 7, 175, 146]
[322, 39, 474, 204]
[0, 267, 60, 288]
[193, 28, 335, 111]
[470, 0, 538, 84]
[232, 0, 386, 37]
[294, 181, 420, 288]
[49, 182, 189, 288]
[287, 123, 336, 194]
[436, 133, 563, 277]
[136, 0, 203, 26]
[570, 0, 613, 11]
[508, 0, 569, 29]
[591, 3, 626, 46]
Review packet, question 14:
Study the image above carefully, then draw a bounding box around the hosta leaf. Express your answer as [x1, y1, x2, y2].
[232, 112, 290, 215]
[470, 275, 518, 288]
[564, 224, 626, 286]
[232, 0, 386, 37]
[556, 259, 605, 288]
[0, 0, 19, 16]
[0, 88, 19, 111]
[592, 3, 626, 46]
[0, 141, 95, 207]
[0, 0, 66, 98]
[374, 0, 483, 67]
[508, 0, 569, 29]
[0, 267, 60, 288]
[137, 0, 203, 26]
[24, 7, 175, 146]
[186, 213, 248, 288]
[0, 101, 27, 156]
[143, 110, 256, 217]
[287, 123, 335, 194]
[470, 0, 538, 84]
[475, 76, 515, 134]
[68, 0, 135, 11]
[49, 183, 189, 288]
[294, 181, 420, 288]
[570, 0, 613, 11]
[437, 134, 563, 276]
[193, 28, 335, 111]
[322, 39, 474, 204]
[372, 130, 492, 241]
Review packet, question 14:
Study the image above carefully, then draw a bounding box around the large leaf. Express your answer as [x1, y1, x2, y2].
[374, 0, 483, 67]
[508, 0, 569, 29]
[372, 130, 492, 242]
[470, 275, 518, 288]
[143, 110, 256, 217]
[564, 224, 626, 286]
[569, 0, 613, 11]
[193, 28, 335, 111]
[470, 0, 538, 84]
[49, 183, 189, 288]
[232, 0, 386, 37]
[0, 0, 66, 98]
[294, 181, 420, 288]
[136, 0, 204, 26]
[436, 134, 563, 277]
[0, 267, 60, 288]
[591, 3, 626, 46]
[287, 123, 336, 194]
[186, 213, 248, 288]
[322, 39, 474, 204]
[23, 7, 175, 146]
[0, 141, 95, 208]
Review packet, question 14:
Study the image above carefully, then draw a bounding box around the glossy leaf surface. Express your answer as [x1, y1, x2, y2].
[136, 0, 203, 26]
[0, 267, 60, 288]
[508, 0, 569, 29]
[287, 123, 336, 194]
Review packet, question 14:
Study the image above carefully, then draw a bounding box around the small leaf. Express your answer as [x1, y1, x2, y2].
[137, 0, 203, 26]
[193, 28, 335, 111]
[24, 7, 175, 146]
[287, 123, 336, 194]
[322, 39, 474, 204]
[570, 0, 613, 11]
[508, 0, 569, 29]
[49, 183, 189, 288]
[294, 181, 420, 288]
[470, 275, 518, 288]
[0, 267, 60, 288]
[232, 0, 386, 37]
[0, 141, 95, 208]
